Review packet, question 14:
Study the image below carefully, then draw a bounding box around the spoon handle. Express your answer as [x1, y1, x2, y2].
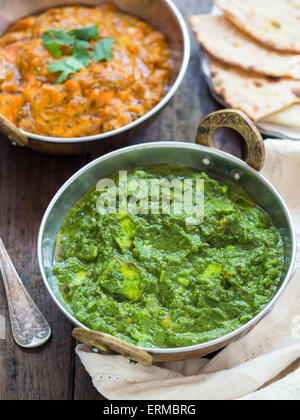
[0, 238, 51, 348]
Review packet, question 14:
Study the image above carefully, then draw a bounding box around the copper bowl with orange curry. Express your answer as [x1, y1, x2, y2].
[0, 0, 190, 154]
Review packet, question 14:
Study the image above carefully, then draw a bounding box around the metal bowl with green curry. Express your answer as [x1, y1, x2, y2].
[38, 110, 296, 364]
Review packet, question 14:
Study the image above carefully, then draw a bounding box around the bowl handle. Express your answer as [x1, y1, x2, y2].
[0, 114, 28, 147]
[195, 109, 265, 171]
[72, 328, 153, 366]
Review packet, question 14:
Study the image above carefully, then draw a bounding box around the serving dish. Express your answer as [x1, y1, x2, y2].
[38, 109, 296, 364]
[200, 4, 300, 141]
[0, 0, 190, 154]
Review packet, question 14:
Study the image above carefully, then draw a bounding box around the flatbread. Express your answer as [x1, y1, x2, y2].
[262, 104, 300, 127]
[0, 55, 6, 80]
[209, 58, 300, 121]
[189, 14, 300, 79]
[216, 0, 300, 53]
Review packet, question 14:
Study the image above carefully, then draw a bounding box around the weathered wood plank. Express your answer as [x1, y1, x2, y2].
[0, 140, 88, 400]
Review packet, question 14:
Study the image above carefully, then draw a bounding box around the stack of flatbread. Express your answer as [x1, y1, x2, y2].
[189, 0, 300, 127]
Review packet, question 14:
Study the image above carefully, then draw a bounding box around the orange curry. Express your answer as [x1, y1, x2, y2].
[0, 4, 171, 138]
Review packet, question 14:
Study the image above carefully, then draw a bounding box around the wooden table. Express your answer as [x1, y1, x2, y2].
[0, 0, 246, 400]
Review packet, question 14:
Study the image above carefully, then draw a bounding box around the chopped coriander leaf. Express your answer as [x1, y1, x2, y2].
[68, 25, 99, 41]
[42, 39, 61, 58]
[42, 29, 74, 58]
[72, 46, 91, 67]
[43, 26, 115, 83]
[48, 57, 85, 83]
[42, 26, 99, 58]
[92, 38, 115, 62]
[74, 40, 90, 49]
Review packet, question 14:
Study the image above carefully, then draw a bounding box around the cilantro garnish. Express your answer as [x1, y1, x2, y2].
[72, 45, 91, 67]
[48, 57, 86, 84]
[74, 40, 90, 49]
[43, 25, 115, 83]
[42, 29, 74, 58]
[68, 25, 99, 41]
[93, 38, 116, 62]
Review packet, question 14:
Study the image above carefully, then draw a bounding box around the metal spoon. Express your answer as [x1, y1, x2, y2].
[0, 238, 51, 348]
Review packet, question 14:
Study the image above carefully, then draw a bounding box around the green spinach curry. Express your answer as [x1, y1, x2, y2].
[53, 167, 285, 349]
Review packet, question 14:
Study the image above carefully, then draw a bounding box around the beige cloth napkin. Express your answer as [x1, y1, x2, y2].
[76, 139, 300, 400]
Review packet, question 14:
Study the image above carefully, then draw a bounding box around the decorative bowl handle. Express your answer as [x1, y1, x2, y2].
[72, 328, 153, 366]
[0, 114, 28, 147]
[196, 109, 265, 171]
